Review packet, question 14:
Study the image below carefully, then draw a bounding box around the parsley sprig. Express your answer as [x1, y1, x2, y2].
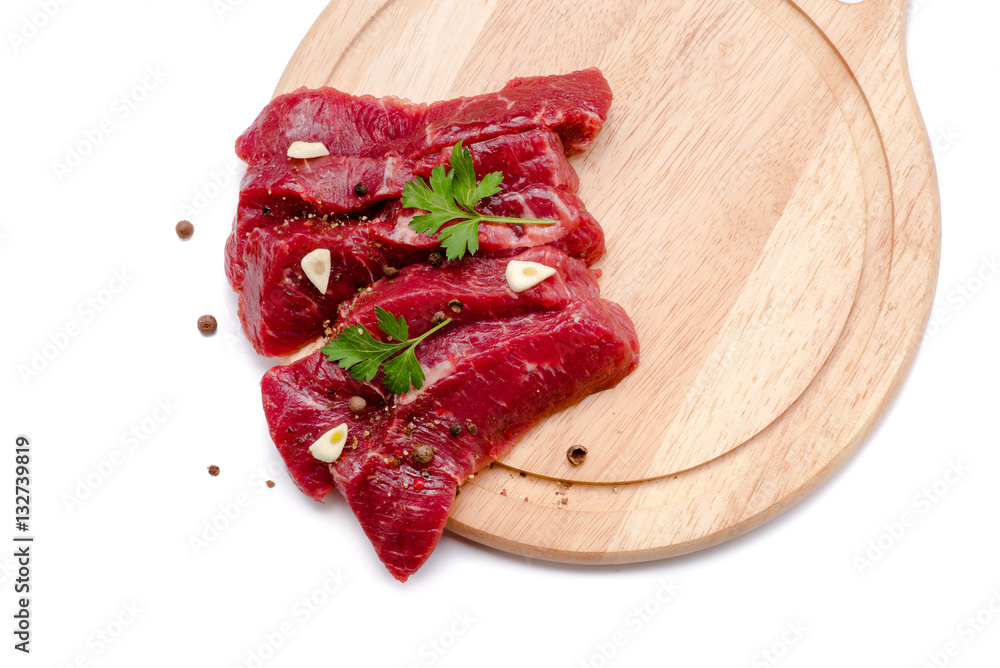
[402, 141, 556, 260]
[321, 307, 451, 395]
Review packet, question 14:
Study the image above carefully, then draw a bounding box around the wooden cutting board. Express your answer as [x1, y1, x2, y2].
[275, 0, 939, 563]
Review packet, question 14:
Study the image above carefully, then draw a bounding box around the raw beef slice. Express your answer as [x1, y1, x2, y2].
[236, 130, 606, 356]
[336, 246, 601, 337]
[225, 68, 611, 288]
[261, 355, 387, 502]
[262, 247, 601, 501]
[235, 68, 611, 164]
[263, 298, 639, 581]
[334, 299, 639, 581]
[245, 68, 636, 582]
[226, 127, 580, 285]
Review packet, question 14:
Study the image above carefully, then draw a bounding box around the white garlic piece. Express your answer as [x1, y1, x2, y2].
[301, 248, 332, 294]
[505, 260, 557, 293]
[308, 423, 349, 463]
[287, 141, 330, 159]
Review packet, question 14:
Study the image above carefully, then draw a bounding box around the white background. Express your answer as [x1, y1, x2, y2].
[1, 1, 998, 667]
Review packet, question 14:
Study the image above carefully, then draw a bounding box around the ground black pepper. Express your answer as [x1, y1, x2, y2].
[354, 183, 368, 197]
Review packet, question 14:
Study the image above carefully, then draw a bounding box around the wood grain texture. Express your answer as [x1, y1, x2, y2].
[274, 0, 939, 563]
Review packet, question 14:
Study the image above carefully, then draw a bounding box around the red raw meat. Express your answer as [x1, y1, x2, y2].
[340, 299, 637, 580]
[262, 247, 602, 501]
[413, 128, 579, 193]
[232, 124, 580, 254]
[337, 246, 600, 338]
[261, 355, 387, 502]
[225, 68, 611, 288]
[226, 127, 580, 288]
[238, 222, 394, 358]
[236, 68, 610, 163]
[238, 188, 605, 356]
[242, 68, 638, 582]
[234, 127, 606, 356]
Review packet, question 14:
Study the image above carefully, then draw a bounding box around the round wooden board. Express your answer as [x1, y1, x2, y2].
[275, 0, 939, 563]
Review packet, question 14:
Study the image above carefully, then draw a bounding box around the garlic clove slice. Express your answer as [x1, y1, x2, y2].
[308, 423, 349, 463]
[287, 141, 330, 159]
[301, 248, 332, 294]
[505, 260, 557, 293]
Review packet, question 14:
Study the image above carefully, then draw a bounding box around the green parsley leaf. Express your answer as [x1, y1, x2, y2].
[469, 170, 504, 205]
[402, 142, 557, 260]
[449, 140, 478, 209]
[321, 309, 452, 394]
[409, 210, 460, 237]
[437, 219, 481, 261]
[428, 163, 454, 208]
[375, 305, 409, 342]
[321, 324, 404, 383]
[382, 348, 426, 395]
[400, 177, 438, 213]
